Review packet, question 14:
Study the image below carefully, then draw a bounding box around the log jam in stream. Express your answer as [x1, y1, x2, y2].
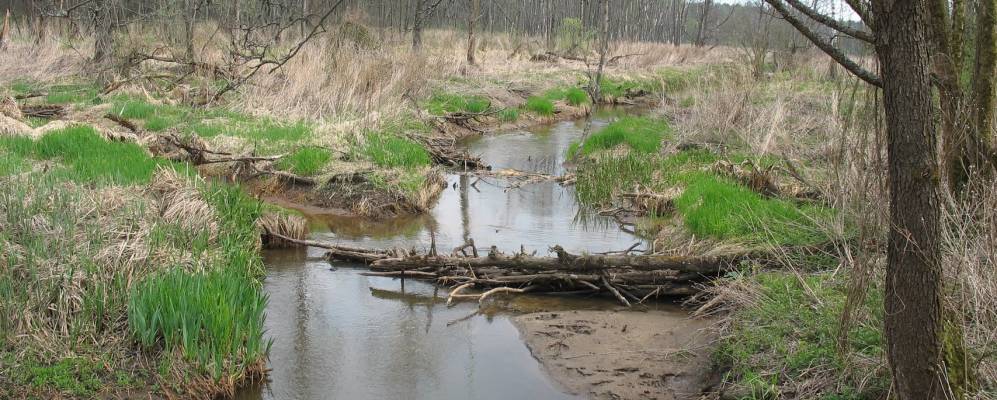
[238, 109, 716, 400]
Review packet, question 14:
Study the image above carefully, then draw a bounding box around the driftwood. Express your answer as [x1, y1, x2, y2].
[468, 168, 576, 189]
[104, 113, 138, 132]
[406, 133, 489, 170]
[274, 231, 738, 307]
[20, 104, 67, 119]
[370, 245, 734, 275]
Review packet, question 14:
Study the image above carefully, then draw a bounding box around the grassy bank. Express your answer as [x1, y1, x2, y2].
[0, 125, 269, 398]
[572, 118, 831, 248]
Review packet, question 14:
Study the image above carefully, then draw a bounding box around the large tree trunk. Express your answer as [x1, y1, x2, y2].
[972, 0, 996, 162]
[466, 0, 479, 65]
[872, 0, 946, 398]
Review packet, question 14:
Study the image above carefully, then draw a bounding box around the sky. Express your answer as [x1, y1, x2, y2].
[714, 0, 863, 22]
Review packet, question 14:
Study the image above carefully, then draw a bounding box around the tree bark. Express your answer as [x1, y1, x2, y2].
[972, 0, 996, 163]
[466, 0, 479, 65]
[871, 0, 946, 398]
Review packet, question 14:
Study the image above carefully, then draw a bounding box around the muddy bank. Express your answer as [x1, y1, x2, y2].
[514, 309, 716, 400]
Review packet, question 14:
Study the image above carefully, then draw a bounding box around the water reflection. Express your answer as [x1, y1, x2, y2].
[241, 109, 645, 399]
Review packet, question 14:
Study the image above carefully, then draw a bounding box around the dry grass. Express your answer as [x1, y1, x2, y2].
[257, 211, 308, 248]
[0, 35, 86, 83]
[942, 179, 997, 394]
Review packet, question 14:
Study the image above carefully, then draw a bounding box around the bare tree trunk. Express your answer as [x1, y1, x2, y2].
[1, 9, 10, 51]
[545, 0, 556, 52]
[466, 0, 479, 65]
[183, 0, 197, 62]
[590, 0, 609, 103]
[412, 0, 424, 50]
[872, 0, 946, 398]
[694, 0, 712, 47]
[92, 0, 115, 66]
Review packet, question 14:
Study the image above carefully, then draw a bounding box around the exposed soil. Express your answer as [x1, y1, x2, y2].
[513, 309, 717, 400]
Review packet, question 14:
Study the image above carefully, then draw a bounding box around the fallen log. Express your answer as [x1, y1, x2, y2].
[370, 245, 737, 275]
[280, 233, 735, 306]
[264, 231, 393, 263]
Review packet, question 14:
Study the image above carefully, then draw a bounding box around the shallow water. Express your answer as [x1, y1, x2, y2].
[238, 109, 652, 399]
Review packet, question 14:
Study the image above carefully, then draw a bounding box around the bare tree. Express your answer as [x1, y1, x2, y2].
[589, 0, 609, 103]
[91, 0, 115, 67]
[1, 9, 10, 51]
[694, 0, 712, 47]
[466, 0, 479, 65]
[412, 0, 447, 50]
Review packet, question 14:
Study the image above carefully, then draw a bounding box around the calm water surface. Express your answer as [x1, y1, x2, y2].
[238, 109, 648, 400]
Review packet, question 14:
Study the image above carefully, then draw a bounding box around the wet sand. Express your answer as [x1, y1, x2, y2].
[514, 309, 717, 400]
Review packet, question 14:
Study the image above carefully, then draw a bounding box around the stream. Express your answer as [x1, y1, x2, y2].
[237, 109, 672, 400]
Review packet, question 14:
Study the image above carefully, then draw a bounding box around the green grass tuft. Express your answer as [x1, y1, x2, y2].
[0, 125, 187, 185]
[359, 132, 432, 168]
[498, 108, 520, 122]
[573, 116, 668, 156]
[673, 174, 830, 245]
[45, 84, 100, 105]
[128, 267, 268, 381]
[426, 93, 491, 115]
[277, 147, 332, 176]
[565, 87, 589, 106]
[525, 96, 555, 116]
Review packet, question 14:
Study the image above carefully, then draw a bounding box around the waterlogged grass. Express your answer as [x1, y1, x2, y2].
[574, 148, 830, 246]
[525, 96, 555, 116]
[426, 93, 491, 115]
[277, 146, 331, 176]
[717, 272, 887, 399]
[574, 154, 657, 205]
[128, 268, 268, 381]
[572, 116, 669, 156]
[359, 132, 431, 168]
[0, 125, 187, 185]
